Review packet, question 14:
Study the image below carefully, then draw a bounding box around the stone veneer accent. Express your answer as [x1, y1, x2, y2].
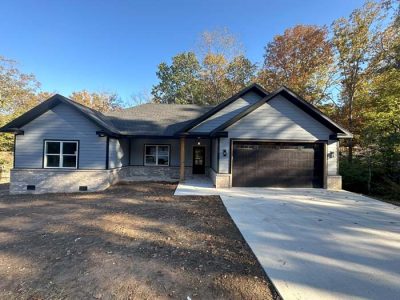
[10, 168, 123, 194]
[10, 166, 200, 194]
[123, 166, 195, 181]
[209, 168, 231, 188]
[11, 167, 339, 194]
[327, 175, 342, 190]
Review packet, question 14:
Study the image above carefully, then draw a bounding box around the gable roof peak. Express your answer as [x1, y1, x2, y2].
[209, 85, 353, 138]
[0, 93, 119, 136]
[180, 83, 269, 133]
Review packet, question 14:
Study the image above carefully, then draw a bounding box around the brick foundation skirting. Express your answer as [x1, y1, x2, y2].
[209, 168, 231, 188]
[327, 175, 342, 190]
[10, 166, 204, 194]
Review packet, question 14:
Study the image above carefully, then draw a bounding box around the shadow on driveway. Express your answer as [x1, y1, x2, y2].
[221, 188, 400, 300]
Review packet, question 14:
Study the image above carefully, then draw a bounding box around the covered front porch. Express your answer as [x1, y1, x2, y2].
[114, 135, 221, 182]
[177, 134, 231, 188]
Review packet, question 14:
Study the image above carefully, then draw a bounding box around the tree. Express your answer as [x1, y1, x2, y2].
[151, 52, 202, 104]
[226, 55, 257, 91]
[259, 25, 334, 105]
[200, 54, 257, 105]
[129, 89, 152, 106]
[360, 5, 400, 195]
[69, 90, 122, 112]
[200, 53, 230, 104]
[197, 28, 255, 104]
[332, 1, 388, 161]
[196, 27, 244, 62]
[152, 29, 257, 105]
[0, 56, 42, 151]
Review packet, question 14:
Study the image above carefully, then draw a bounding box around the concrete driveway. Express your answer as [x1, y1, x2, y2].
[175, 181, 400, 299]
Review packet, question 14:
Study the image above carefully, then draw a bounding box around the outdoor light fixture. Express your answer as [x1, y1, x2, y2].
[197, 137, 201, 145]
[96, 130, 107, 137]
[328, 151, 335, 158]
[223, 149, 227, 157]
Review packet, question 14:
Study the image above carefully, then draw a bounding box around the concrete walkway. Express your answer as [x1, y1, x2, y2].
[175, 180, 400, 300]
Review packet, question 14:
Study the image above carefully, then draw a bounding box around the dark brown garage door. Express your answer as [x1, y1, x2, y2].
[232, 141, 324, 188]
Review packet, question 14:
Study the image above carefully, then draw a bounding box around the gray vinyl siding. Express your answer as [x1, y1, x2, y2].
[190, 91, 263, 133]
[109, 138, 130, 169]
[218, 94, 336, 174]
[327, 140, 339, 175]
[15, 103, 107, 169]
[227, 94, 333, 140]
[129, 138, 210, 167]
[211, 138, 218, 172]
[218, 137, 230, 174]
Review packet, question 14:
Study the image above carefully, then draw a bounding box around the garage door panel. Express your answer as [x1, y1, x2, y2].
[232, 142, 324, 188]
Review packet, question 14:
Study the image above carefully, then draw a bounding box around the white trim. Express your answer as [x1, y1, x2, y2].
[44, 140, 78, 169]
[144, 144, 170, 166]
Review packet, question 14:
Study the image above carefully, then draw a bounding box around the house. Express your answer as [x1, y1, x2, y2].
[0, 84, 352, 194]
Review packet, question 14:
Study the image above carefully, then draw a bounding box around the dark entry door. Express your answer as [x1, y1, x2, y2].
[193, 147, 205, 174]
[232, 142, 324, 188]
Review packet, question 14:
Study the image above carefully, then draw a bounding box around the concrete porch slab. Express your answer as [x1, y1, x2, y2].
[174, 176, 220, 196]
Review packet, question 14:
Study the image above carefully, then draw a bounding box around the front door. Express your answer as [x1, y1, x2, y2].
[192, 146, 205, 174]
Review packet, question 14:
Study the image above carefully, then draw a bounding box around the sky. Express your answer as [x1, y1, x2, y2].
[0, 0, 366, 103]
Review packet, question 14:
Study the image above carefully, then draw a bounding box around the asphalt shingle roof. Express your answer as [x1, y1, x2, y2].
[0, 84, 351, 138]
[103, 103, 213, 136]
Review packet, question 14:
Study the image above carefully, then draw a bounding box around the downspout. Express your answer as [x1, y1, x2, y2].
[106, 136, 110, 170]
[13, 134, 16, 169]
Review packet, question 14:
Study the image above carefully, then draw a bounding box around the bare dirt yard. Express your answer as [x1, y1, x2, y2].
[0, 182, 279, 300]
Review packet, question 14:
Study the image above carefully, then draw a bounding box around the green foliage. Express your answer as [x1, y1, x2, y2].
[226, 55, 257, 89]
[151, 51, 257, 105]
[340, 156, 400, 201]
[331, 1, 390, 162]
[0, 56, 123, 152]
[152, 52, 202, 104]
[0, 151, 12, 169]
[152, 29, 257, 105]
[340, 157, 370, 193]
[69, 90, 122, 112]
[0, 57, 43, 152]
[259, 25, 334, 105]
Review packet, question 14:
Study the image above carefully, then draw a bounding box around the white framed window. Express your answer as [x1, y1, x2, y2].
[144, 145, 170, 166]
[44, 140, 79, 169]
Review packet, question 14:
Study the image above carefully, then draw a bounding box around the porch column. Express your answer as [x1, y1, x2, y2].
[180, 137, 185, 181]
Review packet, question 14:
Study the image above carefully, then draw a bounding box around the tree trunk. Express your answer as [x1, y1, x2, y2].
[348, 139, 353, 162]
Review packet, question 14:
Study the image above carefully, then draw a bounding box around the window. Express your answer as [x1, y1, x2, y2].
[145, 145, 169, 166]
[44, 141, 78, 168]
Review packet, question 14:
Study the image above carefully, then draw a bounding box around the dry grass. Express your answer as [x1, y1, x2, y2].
[0, 151, 12, 183]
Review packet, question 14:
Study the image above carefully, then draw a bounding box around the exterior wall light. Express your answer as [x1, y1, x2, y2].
[328, 151, 335, 158]
[96, 130, 107, 137]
